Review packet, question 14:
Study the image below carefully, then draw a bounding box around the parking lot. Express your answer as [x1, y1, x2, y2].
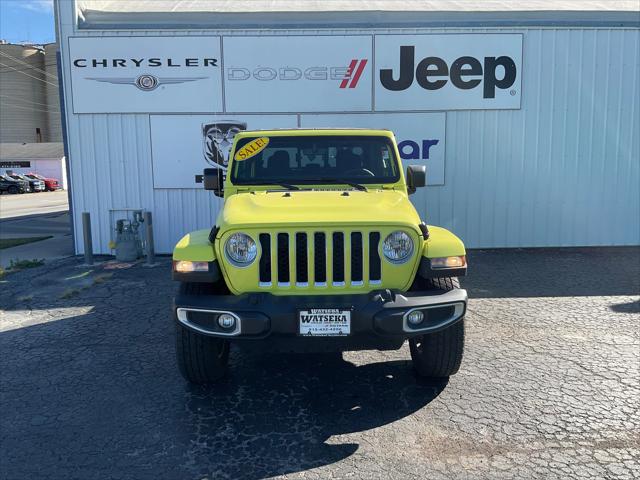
[0, 190, 69, 219]
[0, 191, 72, 268]
[1, 247, 638, 479]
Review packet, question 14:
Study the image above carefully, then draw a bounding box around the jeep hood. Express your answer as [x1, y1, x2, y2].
[217, 190, 422, 231]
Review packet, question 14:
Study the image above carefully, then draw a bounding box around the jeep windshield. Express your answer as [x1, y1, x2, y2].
[230, 135, 400, 187]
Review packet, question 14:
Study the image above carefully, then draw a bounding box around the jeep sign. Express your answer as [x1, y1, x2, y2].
[375, 34, 522, 111]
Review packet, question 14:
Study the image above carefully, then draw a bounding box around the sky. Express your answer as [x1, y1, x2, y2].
[0, 0, 55, 45]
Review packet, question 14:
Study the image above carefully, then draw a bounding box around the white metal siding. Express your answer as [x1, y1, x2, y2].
[56, 2, 640, 253]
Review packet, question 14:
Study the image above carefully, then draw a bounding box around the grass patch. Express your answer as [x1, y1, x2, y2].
[9, 258, 45, 270]
[0, 236, 52, 250]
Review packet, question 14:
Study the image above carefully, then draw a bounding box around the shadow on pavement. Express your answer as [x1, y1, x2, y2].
[0, 211, 70, 234]
[182, 354, 446, 479]
[609, 300, 640, 314]
[0, 263, 445, 479]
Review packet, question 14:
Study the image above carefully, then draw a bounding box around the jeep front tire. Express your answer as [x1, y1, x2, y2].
[175, 282, 230, 384]
[409, 277, 465, 378]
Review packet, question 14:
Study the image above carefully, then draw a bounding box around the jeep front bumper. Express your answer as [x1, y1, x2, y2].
[174, 288, 467, 348]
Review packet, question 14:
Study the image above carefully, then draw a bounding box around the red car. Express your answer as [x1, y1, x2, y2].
[25, 173, 62, 191]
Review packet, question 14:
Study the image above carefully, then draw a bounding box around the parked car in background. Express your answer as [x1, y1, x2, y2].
[25, 173, 62, 191]
[0, 174, 30, 194]
[7, 173, 45, 192]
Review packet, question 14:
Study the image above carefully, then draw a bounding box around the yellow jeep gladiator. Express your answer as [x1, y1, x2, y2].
[172, 129, 467, 384]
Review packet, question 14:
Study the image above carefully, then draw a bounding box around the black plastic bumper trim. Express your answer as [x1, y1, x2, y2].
[173, 288, 467, 342]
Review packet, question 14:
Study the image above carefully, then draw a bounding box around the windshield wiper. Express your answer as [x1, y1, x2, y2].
[252, 181, 300, 190]
[318, 179, 368, 192]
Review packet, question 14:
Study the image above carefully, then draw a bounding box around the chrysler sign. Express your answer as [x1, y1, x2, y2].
[68, 37, 223, 113]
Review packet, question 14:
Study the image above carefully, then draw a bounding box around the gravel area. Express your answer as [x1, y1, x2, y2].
[1, 248, 639, 480]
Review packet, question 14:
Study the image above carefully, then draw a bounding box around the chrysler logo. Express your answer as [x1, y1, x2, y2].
[85, 74, 206, 91]
[135, 75, 159, 90]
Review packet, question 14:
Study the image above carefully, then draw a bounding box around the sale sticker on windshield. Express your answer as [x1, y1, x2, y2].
[235, 137, 270, 161]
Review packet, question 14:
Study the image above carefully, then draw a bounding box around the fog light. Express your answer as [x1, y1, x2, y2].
[407, 310, 424, 325]
[217, 313, 236, 329]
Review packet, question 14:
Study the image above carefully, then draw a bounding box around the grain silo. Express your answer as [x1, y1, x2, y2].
[43, 43, 62, 142]
[0, 43, 48, 143]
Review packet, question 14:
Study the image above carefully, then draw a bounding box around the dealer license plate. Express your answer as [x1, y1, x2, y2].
[299, 309, 351, 336]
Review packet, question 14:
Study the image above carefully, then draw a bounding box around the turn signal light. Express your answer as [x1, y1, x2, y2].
[430, 256, 466, 269]
[173, 261, 209, 273]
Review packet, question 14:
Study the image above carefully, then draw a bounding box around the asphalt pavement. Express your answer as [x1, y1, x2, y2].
[1, 247, 638, 480]
[0, 191, 72, 268]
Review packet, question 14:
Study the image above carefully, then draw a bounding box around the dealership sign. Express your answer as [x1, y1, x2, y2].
[223, 36, 373, 112]
[375, 34, 522, 111]
[68, 37, 223, 113]
[70, 34, 517, 188]
[67, 34, 521, 114]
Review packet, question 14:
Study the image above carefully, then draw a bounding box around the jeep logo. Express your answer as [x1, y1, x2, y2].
[380, 46, 517, 99]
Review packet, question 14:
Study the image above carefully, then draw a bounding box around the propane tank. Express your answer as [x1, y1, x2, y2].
[114, 218, 139, 261]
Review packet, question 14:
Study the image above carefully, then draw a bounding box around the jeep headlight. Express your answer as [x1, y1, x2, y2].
[225, 233, 257, 266]
[382, 231, 414, 264]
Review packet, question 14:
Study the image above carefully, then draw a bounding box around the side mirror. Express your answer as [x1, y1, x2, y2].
[406, 165, 426, 194]
[203, 168, 224, 197]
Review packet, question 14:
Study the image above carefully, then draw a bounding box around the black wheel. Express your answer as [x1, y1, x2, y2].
[7, 185, 18, 194]
[409, 277, 465, 378]
[175, 282, 230, 384]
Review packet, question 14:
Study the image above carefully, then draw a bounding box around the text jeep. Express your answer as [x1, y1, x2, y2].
[172, 129, 467, 384]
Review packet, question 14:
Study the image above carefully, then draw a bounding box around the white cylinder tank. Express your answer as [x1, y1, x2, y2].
[0, 43, 48, 143]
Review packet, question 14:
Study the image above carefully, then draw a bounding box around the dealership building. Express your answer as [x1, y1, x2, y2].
[55, 1, 639, 254]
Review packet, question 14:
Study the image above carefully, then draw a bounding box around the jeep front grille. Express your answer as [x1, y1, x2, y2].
[258, 230, 382, 288]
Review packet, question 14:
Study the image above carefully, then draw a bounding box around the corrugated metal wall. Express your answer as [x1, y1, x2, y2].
[56, 4, 640, 253]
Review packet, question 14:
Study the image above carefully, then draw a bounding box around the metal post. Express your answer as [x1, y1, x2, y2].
[144, 211, 155, 265]
[82, 212, 93, 265]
